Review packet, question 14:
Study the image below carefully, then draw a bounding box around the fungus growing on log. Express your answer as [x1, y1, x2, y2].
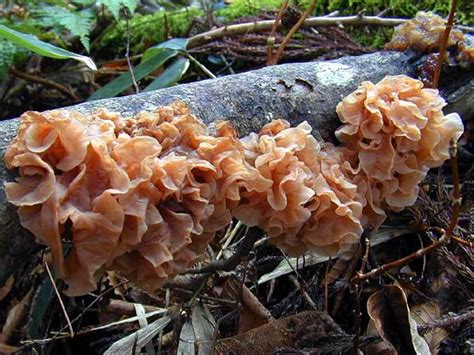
[385, 12, 473, 62]
[4, 75, 463, 296]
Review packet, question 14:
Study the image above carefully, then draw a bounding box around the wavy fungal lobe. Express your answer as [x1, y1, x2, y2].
[5, 75, 463, 295]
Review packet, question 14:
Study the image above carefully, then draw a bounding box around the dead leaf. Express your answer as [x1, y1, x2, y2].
[223, 278, 273, 333]
[177, 319, 195, 355]
[192, 303, 217, 355]
[0, 275, 14, 303]
[411, 302, 448, 354]
[103, 316, 170, 355]
[177, 303, 217, 354]
[367, 285, 430, 355]
[0, 343, 20, 353]
[1, 289, 33, 344]
[215, 310, 343, 354]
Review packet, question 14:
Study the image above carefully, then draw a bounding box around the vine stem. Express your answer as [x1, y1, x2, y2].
[270, 0, 318, 65]
[432, 0, 459, 88]
[186, 15, 474, 50]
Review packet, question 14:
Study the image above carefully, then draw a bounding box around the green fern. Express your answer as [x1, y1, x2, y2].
[101, 0, 138, 20]
[0, 38, 18, 68]
[33, 6, 94, 51]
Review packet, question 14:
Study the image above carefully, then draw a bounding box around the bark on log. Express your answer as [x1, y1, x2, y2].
[0, 51, 472, 286]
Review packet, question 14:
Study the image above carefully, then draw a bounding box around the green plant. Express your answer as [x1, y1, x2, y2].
[0, 0, 139, 77]
[89, 38, 191, 100]
[0, 24, 96, 70]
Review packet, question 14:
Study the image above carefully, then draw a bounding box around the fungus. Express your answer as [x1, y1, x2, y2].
[336, 75, 464, 226]
[4, 75, 463, 295]
[385, 12, 464, 53]
[385, 11, 474, 63]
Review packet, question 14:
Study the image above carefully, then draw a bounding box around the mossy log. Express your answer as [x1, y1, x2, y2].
[0, 51, 472, 286]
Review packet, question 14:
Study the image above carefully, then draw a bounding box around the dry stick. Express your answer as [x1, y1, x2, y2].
[186, 53, 216, 79]
[324, 257, 331, 313]
[451, 235, 473, 247]
[183, 227, 261, 275]
[56, 280, 129, 335]
[352, 236, 370, 353]
[125, 10, 139, 93]
[354, 140, 462, 283]
[186, 15, 474, 50]
[269, 0, 318, 65]
[266, 0, 289, 65]
[418, 309, 474, 335]
[43, 261, 75, 338]
[288, 274, 318, 310]
[432, 0, 459, 89]
[10, 67, 79, 101]
[352, 0, 466, 284]
[281, 252, 318, 310]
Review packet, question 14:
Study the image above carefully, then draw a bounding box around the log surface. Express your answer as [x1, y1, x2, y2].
[0, 51, 472, 285]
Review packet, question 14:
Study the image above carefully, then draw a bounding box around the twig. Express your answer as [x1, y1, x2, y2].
[288, 274, 318, 310]
[324, 257, 331, 313]
[331, 244, 362, 316]
[217, 221, 244, 260]
[241, 284, 275, 322]
[57, 280, 129, 335]
[451, 235, 473, 247]
[186, 53, 216, 79]
[432, 0, 458, 89]
[269, 0, 318, 65]
[351, 237, 370, 354]
[186, 15, 474, 49]
[183, 227, 261, 275]
[418, 309, 474, 334]
[353, 138, 462, 282]
[171, 287, 236, 305]
[10, 67, 79, 101]
[125, 10, 139, 93]
[43, 261, 74, 338]
[266, 0, 289, 65]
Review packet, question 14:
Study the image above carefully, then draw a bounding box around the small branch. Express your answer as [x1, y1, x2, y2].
[451, 235, 473, 247]
[269, 0, 318, 65]
[353, 136, 463, 283]
[418, 309, 474, 334]
[288, 274, 318, 310]
[10, 67, 79, 101]
[186, 15, 474, 49]
[125, 10, 139, 93]
[187, 53, 216, 79]
[446, 139, 461, 240]
[432, 0, 459, 88]
[44, 261, 74, 337]
[184, 226, 261, 275]
[242, 284, 275, 322]
[266, 0, 289, 65]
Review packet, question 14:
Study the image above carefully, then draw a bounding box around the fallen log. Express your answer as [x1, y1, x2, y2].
[0, 51, 472, 286]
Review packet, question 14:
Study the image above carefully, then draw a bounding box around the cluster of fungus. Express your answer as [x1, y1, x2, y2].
[385, 12, 474, 63]
[5, 75, 463, 296]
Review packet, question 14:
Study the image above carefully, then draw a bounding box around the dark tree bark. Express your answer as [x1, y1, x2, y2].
[0, 51, 472, 285]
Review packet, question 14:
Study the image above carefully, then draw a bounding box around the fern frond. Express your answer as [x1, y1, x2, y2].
[33, 6, 94, 52]
[100, 0, 137, 20]
[0, 38, 18, 68]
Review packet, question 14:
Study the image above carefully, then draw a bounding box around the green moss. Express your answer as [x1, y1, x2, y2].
[101, 0, 474, 55]
[101, 7, 204, 56]
[214, 0, 283, 21]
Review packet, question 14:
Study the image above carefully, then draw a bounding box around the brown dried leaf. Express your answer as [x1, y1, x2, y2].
[215, 310, 342, 354]
[0, 343, 20, 354]
[367, 285, 430, 355]
[192, 303, 217, 355]
[0, 275, 14, 303]
[411, 302, 448, 353]
[1, 289, 33, 344]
